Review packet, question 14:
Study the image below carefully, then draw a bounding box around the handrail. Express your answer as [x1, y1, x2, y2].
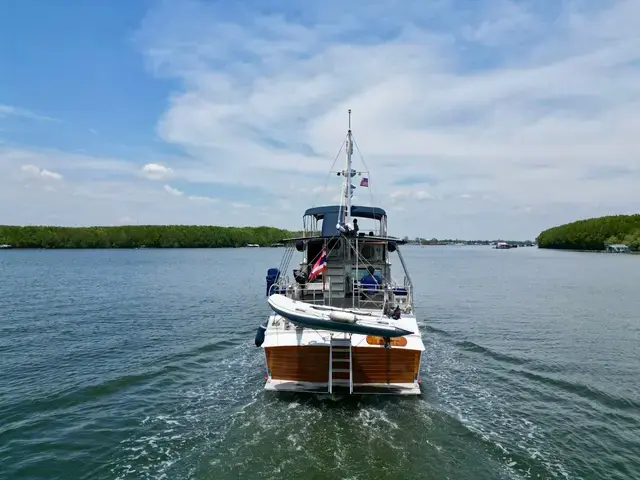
[272, 233, 414, 312]
[395, 245, 414, 311]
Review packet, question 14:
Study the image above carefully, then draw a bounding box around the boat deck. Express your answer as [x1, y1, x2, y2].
[262, 313, 424, 350]
[294, 295, 387, 310]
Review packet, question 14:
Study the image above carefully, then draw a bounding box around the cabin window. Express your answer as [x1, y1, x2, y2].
[350, 266, 384, 281]
[359, 242, 384, 262]
[306, 240, 324, 272]
[326, 238, 342, 259]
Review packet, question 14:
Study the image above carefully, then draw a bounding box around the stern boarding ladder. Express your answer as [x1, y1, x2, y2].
[329, 336, 353, 394]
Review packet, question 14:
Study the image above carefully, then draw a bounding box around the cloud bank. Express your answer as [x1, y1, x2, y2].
[1, 0, 639, 238]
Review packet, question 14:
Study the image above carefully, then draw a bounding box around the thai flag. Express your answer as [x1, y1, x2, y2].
[360, 177, 369, 187]
[308, 248, 327, 281]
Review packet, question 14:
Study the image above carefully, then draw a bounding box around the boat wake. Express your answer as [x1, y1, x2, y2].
[423, 326, 578, 479]
[109, 343, 266, 479]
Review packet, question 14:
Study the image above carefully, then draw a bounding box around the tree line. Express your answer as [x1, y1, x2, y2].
[0, 225, 296, 249]
[404, 237, 535, 246]
[536, 214, 640, 251]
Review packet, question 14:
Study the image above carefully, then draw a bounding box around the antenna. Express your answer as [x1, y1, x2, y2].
[344, 109, 354, 226]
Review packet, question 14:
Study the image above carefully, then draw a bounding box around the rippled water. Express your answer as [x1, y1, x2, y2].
[1, 247, 639, 479]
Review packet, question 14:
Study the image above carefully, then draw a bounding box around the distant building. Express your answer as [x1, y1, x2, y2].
[605, 243, 630, 253]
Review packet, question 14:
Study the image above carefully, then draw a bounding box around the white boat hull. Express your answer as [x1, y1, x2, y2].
[264, 379, 421, 395]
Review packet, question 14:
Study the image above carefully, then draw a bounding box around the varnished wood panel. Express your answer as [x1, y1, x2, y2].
[352, 348, 420, 384]
[266, 346, 329, 382]
[331, 351, 350, 360]
[331, 370, 351, 380]
[266, 346, 421, 384]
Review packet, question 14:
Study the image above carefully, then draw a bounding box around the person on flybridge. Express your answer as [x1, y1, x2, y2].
[360, 265, 382, 291]
[336, 218, 359, 235]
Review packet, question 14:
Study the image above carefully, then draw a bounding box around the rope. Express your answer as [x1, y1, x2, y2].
[352, 135, 384, 214]
[351, 134, 387, 236]
[309, 134, 347, 209]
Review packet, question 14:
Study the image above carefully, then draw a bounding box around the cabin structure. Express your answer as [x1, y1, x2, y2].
[270, 204, 413, 314]
[260, 204, 422, 395]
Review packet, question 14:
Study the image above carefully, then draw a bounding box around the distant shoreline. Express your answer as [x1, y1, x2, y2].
[536, 214, 640, 252]
[0, 225, 295, 249]
[0, 245, 283, 250]
[538, 248, 640, 255]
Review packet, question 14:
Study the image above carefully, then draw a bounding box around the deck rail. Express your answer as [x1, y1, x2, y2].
[269, 235, 414, 313]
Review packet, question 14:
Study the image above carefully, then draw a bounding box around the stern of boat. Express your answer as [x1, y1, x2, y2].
[260, 314, 424, 395]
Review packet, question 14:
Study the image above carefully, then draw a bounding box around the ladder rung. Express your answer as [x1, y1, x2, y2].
[331, 347, 350, 352]
[332, 358, 350, 362]
[332, 368, 350, 373]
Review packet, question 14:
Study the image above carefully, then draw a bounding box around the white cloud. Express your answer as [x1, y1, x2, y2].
[390, 190, 435, 202]
[128, 0, 640, 238]
[311, 186, 331, 194]
[462, 0, 538, 47]
[0, 104, 58, 122]
[142, 162, 173, 180]
[163, 184, 183, 196]
[0, 148, 282, 227]
[2, 1, 640, 239]
[41, 169, 62, 180]
[21, 164, 63, 180]
[187, 195, 217, 202]
[6, 147, 136, 176]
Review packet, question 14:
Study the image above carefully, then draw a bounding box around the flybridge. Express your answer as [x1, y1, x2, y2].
[303, 205, 388, 237]
[303, 205, 387, 220]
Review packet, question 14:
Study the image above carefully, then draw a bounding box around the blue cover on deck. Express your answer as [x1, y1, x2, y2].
[321, 210, 340, 236]
[265, 268, 280, 296]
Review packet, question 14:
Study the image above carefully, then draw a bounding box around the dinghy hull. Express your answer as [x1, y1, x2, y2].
[267, 294, 413, 338]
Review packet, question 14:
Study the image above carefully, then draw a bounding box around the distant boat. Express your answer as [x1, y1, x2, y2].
[246, 244, 260, 248]
[0, 244, 12, 249]
[605, 243, 630, 253]
[494, 242, 511, 249]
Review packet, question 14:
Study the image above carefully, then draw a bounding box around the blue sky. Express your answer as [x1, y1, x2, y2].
[1, 0, 639, 239]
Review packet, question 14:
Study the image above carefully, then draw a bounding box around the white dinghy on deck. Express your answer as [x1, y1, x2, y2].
[267, 293, 413, 338]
